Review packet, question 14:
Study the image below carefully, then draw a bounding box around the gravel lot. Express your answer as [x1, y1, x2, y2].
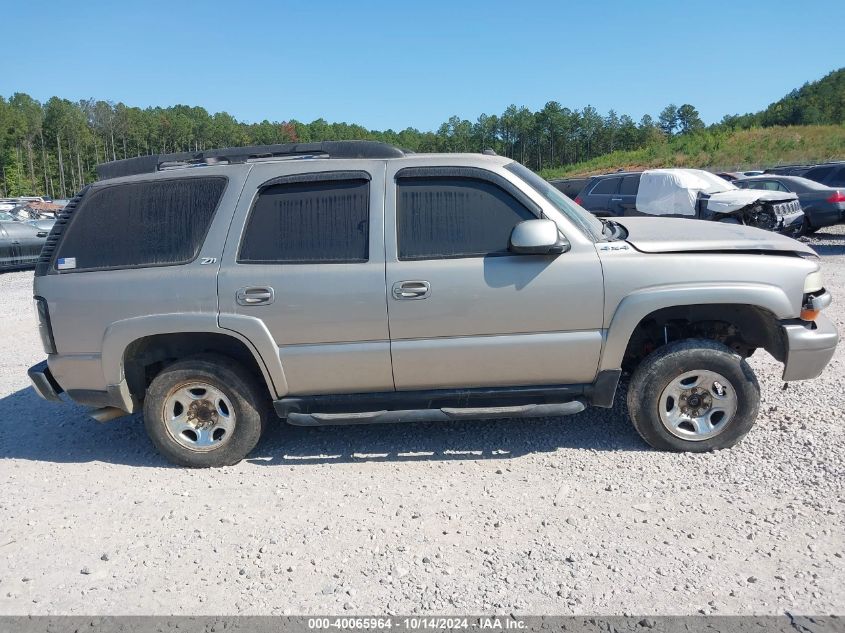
[0, 227, 843, 616]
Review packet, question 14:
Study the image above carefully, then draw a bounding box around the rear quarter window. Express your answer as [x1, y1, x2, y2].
[54, 177, 227, 272]
[804, 166, 834, 184]
[827, 167, 845, 187]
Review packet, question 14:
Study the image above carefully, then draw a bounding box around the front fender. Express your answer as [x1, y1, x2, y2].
[599, 283, 795, 372]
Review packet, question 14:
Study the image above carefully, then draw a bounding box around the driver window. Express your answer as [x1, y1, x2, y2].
[396, 176, 535, 261]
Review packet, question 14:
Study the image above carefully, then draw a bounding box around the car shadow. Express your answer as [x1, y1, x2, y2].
[0, 383, 647, 468]
[804, 230, 845, 256]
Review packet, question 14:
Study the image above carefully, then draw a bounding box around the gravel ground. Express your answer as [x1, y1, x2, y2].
[0, 227, 843, 616]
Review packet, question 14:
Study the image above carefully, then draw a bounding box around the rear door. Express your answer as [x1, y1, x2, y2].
[383, 163, 604, 391]
[0, 221, 44, 264]
[583, 176, 621, 216]
[217, 161, 393, 396]
[609, 174, 640, 216]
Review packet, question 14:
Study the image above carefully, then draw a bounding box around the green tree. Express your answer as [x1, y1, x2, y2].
[658, 104, 679, 136]
[676, 104, 704, 134]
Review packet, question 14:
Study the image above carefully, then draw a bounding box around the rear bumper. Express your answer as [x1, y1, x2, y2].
[805, 205, 845, 229]
[781, 313, 839, 381]
[28, 360, 64, 401]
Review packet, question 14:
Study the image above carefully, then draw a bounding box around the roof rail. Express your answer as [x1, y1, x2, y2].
[96, 141, 406, 180]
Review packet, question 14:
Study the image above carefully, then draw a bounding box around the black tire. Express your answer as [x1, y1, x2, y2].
[626, 339, 760, 452]
[802, 222, 819, 235]
[143, 354, 268, 467]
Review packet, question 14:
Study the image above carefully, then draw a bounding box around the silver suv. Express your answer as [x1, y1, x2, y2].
[27, 141, 838, 467]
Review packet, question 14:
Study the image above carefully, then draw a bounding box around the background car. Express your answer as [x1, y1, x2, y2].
[0, 213, 50, 270]
[573, 171, 642, 216]
[549, 176, 591, 199]
[801, 161, 845, 188]
[573, 169, 804, 234]
[765, 164, 814, 177]
[735, 174, 845, 233]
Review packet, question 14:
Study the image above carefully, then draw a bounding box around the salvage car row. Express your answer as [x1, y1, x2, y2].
[0, 198, 61, 271]
[552, 161, 845, 235]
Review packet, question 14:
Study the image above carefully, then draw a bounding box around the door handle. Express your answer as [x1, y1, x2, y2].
[610, 197, 623, 202]
[236, 286, 275, 306]
[392, 280, 431, 300]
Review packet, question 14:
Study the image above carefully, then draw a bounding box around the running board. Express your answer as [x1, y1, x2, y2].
[285, 400, 586, 427]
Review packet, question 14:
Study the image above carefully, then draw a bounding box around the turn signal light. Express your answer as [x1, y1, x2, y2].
[800, 308, 819, 321]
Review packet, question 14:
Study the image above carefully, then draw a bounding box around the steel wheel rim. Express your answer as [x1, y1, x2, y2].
[162, 382, 236, 452]
[658, 369, 738, 441]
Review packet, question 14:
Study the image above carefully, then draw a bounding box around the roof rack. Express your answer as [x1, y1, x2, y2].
[96, 141, 406, 180]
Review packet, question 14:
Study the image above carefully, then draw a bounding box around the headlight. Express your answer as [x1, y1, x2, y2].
[804, 270, 824, 294]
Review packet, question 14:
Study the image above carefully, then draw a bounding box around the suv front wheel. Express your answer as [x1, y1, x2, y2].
[143, 355, 267, 467]
[627, 339, 760, 452]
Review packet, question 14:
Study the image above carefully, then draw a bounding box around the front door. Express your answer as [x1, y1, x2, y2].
[383, 164, 605, 391]
[218, 161, 393, 396]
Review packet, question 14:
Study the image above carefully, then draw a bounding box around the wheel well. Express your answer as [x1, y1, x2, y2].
[622, 304, 785, 372]
[123, 332, 270, 404]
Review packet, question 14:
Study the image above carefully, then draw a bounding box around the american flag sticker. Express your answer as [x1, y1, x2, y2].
[57, 257, 77, 270]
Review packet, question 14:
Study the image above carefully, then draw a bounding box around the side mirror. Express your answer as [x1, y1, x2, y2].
[508, 219, 570, 255]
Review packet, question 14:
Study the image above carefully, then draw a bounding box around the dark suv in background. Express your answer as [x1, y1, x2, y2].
[765, 161, 845, 183]
[573, 172, 641, 216]
[802, 162, 845, 188]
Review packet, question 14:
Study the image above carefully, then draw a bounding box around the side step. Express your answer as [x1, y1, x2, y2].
[285, 400, 586, 427]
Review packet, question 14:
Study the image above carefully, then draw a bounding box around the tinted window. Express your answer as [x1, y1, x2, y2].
[827, 167, 845, 187]
[591, 177, 620, 195]
[397, 176, 535, 260]
[239, 179, 369, 264]
[619, 175, 640, 196]
[805, 166, 834, 183]
[55, 177, 226, 272]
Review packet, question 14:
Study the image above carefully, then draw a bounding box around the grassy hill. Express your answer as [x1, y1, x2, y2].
[539, 124, 845, 179]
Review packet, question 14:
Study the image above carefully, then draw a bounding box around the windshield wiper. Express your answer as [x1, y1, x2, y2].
[599, 217, 616, 239]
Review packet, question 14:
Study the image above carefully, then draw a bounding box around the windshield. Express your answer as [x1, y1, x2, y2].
[504, 162, 605, 241]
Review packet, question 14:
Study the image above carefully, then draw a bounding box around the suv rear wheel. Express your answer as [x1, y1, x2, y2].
[143, 354, 267, 467]
[627, 339, 760, 452]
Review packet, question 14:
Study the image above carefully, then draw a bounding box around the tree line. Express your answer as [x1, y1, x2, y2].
[0, 67, 841, 198]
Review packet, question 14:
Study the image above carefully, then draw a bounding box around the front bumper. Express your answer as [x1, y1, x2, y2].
[781, 313, 839, 381]
[776, 211, 805, 235]
[28, 360, 64, 401]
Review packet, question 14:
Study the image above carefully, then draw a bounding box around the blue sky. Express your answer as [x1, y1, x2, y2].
[1, 0, 843, 131]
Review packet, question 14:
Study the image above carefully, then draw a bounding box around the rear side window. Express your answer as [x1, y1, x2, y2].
[591, 177, 620, 195]
[397, 176, 534, 260]
[619, 175, 640, 196]
[54, 177, 226, 272]
[827, 167, 845, 187]
[239, 178, 369, 264]
[805, 166, 834, 183]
